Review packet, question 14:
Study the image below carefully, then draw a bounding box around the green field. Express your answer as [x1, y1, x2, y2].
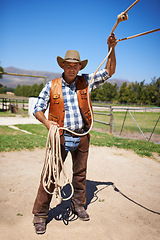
[93, 111, 160, 135]
[0, 124, 160, 158]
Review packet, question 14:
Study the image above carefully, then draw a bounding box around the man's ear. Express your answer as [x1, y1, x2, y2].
[62, 62, 65, 69]
[79, 63, 82, 71]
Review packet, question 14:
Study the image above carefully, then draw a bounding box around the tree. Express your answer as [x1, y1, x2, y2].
[14, 83, 44, 97]
[149, 77, 160, 106]
[119, 82, 129, 103]
[102, 82, 118, 102]
[0, 66, 4, 79]
[91, 82, 118, 102]
[14, 84, 21, 96]
[155, 78, 160, 106]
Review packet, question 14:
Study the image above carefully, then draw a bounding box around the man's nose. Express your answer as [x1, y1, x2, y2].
[70, 66, 75, 70]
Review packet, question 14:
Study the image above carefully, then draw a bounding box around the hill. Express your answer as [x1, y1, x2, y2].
[1, 67, 61, 88]
[0, 66, 129, 88]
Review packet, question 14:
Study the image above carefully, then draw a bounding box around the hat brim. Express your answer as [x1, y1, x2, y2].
[57, 56, 88, 70]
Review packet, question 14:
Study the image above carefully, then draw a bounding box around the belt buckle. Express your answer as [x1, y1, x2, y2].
[75, 129, 84, 134]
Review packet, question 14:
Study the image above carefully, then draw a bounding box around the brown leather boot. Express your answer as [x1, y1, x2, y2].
[33, 216, 47, 235]
[72, 206, 90, 221]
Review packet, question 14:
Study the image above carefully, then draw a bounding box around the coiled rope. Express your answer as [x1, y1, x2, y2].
[42, 0, 160, 202]
[42, 125, 74, 203]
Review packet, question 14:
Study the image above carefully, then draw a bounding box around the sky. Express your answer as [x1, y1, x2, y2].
[1, 0, 160, 84]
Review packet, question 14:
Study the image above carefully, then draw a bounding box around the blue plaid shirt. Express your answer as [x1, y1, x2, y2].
[33, 69, 110, 152]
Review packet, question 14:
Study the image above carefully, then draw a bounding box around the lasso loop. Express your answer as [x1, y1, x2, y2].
[111, 0, 140, 34]
[117, 12, 128, 23]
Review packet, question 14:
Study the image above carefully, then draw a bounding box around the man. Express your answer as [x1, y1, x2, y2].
[32, 34, 117, 234]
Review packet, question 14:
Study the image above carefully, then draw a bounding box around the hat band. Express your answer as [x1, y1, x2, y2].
[65, 58, 80, 62]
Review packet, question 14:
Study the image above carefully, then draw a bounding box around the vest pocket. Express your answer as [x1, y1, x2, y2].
[80, 89, 87, 99]
[53, 94, 60, 104]
[49, 114, 59, 123]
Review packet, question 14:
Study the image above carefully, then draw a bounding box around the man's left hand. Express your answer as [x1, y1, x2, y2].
[107, 33, 117, 49]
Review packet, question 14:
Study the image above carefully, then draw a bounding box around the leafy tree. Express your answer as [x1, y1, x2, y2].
[147, 77, 160, 106]
[0, 66, 4, 79]
[119, 82, 129, 103]
[14, 84, 22, 96]
[14, 83, 44, 97]
[102, 82, 118, 102]
[155, 77, 160, 106]
[91, 82, 118, 102]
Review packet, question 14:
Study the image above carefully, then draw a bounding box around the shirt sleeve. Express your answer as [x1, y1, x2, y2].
[82, 69, 110, 92]
[33, 81, 51, 116]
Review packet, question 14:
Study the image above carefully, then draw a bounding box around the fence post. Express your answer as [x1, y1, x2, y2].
[110, 106, 113, 134]
[148, 115, 160, 142]
[2, 98, 4, 110]
[120, 109, 128, 136]
[23, 100, 24, 114]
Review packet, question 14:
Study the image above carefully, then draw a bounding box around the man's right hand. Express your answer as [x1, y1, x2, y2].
[44, 119, 59, 131]
[35, 111, 59, 131]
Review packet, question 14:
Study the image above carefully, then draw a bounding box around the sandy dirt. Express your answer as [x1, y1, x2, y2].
[0, 146, 160, 240]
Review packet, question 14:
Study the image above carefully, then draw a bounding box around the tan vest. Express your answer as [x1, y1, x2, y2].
[49, 76, 93, 135]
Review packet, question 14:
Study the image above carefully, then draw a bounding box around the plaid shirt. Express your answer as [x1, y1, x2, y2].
[34, 69, 110, 152]
[33, 69, 110, 131]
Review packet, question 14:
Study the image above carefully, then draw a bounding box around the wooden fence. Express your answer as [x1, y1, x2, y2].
[0, 98, 28, 113]
[93, 104, 160, 143]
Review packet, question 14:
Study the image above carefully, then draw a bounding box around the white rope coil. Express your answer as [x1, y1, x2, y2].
[42, 125, 74, 203]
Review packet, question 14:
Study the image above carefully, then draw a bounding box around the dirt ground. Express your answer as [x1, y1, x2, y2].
[0, 146, 160, 240]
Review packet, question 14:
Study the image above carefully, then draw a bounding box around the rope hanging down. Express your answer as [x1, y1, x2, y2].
[42, 0, 160, 202]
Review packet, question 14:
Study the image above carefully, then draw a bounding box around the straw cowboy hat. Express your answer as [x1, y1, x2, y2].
[57, 50, 88, 70]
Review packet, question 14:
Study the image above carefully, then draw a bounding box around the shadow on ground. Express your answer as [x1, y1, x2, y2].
[47, 180, 160, 226]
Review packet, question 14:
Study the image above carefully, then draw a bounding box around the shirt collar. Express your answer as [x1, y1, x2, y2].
[61, 73, 77, 89]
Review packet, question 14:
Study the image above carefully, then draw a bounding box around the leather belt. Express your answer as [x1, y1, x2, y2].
[64, 129, 84, 137]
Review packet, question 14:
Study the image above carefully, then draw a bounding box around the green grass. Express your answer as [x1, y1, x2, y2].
[0, 125, 47, 152]
[0, 109, 28, 117]
[90, 131, 160, 157]
[17, 124, 48, 136]
[0, 111, 16, 117]
[0, 124, 159, 158]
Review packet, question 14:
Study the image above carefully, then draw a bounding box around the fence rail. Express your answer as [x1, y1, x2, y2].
[1, 99, 160, 143]
[0, 97, 28, 113]
[93, 105, 160, 143]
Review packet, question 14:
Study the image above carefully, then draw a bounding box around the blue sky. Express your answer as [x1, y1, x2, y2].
[1, 0, 160, 84]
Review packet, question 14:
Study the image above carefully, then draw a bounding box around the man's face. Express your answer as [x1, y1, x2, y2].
[63, 61, 81, 84]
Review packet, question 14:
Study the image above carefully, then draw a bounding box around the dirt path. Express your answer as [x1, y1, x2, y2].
[0, 146, 160, 240]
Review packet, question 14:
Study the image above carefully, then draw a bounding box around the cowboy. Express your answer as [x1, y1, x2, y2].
[32, 34, 117, 234]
